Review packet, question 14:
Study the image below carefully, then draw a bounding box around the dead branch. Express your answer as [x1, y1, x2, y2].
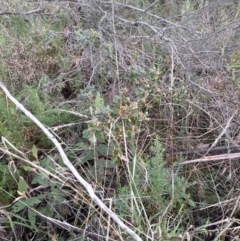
[0, 8, 44, 16]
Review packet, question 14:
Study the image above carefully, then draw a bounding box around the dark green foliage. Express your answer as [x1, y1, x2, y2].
[0, 163, 17, 206]
[0, 94, 25, 147]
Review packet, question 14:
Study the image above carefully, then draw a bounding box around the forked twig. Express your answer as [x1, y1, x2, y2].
[208, 109, 238, 151]
[0, 81, 142, 241]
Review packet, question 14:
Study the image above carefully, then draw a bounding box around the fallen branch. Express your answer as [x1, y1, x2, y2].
[0, 81, 143, 241]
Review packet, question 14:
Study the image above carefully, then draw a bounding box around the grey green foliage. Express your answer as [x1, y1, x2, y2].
[114, 137, 195, 239]
[0, 84, 79, 148]
[1, 0, 239, 240]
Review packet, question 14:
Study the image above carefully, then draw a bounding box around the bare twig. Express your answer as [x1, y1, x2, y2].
[165, 145, 240, 159]
[111, 0, 120, 99]
[144, 0, 161, 13]
[180, 152, 240, 165]
[100, 0, 185, 28]
[0, 81, 143, 241]
[0, 8, 44, 16]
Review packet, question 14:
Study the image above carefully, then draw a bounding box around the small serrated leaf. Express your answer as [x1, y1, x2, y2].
[94, 92, 104, 110]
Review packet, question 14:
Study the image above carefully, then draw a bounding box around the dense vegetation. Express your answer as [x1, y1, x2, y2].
[1, 0, 240, 240]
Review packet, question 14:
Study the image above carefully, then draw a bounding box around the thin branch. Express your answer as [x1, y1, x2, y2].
[0, 8, 44, 16]
[111, 0, 120, 99]
[100, 0, 184, 28]
[0, 81, 143, 241]
[180, 152, 240, 165]
[144, 0, 161, 13]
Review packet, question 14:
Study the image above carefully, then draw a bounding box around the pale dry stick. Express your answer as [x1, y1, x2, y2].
[0, 7, 44, 15]
[121, 121, 154, 240]
[121, 120, 135, 223]
[198, 196, 240, 212]
[229, 196, 240, 219]
[180, 152, 240, 165]
[56, 109, 89, 118]
[111, 0, 120, 99]
[170, 48, 175, 90]
[98, 5, 108, 28]
[52, 122, 82, 132]
[106, 198, 112, 241]
[0, 81, 143, 241]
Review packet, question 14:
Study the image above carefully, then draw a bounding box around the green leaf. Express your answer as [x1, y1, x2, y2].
[22, 165, 32, 171]
[97, 144, 111, 155]
[94, 92, 104, 110]
[188, 199, 196, 207]
[89, 159, 116, 182]
[81, 150, 94, 164]
[18, 176, 27, 192]
[37, 206, 54, 217]
[25, 196, 42, 206]
[41, 157, 55, 172]
[32, 145, 38, 159]
[28, 208, 37, 229]
[31, 170, 49, 187]
[12, 201, 27, 213]
[82, 129, 90, 139]
[0, 164, 8, 173]
[12, 196, 42, 214]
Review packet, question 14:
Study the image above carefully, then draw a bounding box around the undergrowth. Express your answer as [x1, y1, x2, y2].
[0, 0, 240, 241]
